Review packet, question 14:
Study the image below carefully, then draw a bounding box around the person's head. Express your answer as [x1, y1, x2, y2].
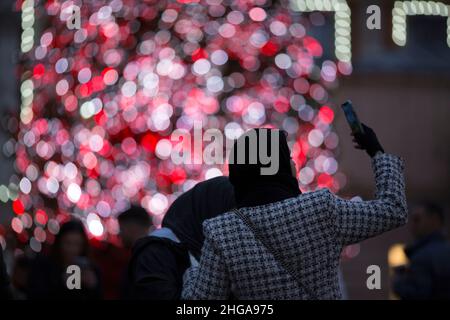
[118, 206, 152, 248]
[52, 219, 89, 265]
[162, 176, 235, 260]
[228, 128, 300, 207]
[409, 202, 445, 239]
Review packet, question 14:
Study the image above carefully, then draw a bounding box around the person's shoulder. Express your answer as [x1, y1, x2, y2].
[299, 188, 332, 198]
[408, 239, 448, 265]
[420, 239, 450, 256]
[202, 210, 238, 238]
[203, 210, 237, 227]
[133, 235, 185, 256]
[292, 188, 333, 205]
[131, 236, 188, 272]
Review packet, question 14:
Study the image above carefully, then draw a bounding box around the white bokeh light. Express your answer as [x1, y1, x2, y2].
[67, 183, 81, 203]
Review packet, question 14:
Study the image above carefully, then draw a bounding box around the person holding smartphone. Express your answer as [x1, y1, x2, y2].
[182, 114, 407, 300]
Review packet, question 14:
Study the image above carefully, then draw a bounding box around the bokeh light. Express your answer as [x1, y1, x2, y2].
[10, 0, 351, 250]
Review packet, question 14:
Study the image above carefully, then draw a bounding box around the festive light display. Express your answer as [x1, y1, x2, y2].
[21, 0, 36, 53]
[8, 0, 350, 251]
[392, 1, 450, 47]
[290, 0, 352, 62]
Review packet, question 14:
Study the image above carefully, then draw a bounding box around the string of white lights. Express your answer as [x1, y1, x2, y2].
[290, 0, 352, 63]
[21, 0, 35, 53]
[20, 0, 35, 125]
[392, 1, 450, 47]
[9, 0, 37, 205]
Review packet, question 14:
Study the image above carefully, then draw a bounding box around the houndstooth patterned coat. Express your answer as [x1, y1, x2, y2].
[182, 153, 407, 300]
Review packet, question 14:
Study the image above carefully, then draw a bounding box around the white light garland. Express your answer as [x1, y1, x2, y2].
[392, 1, 450, 47]
[21, 0, 35, 126]
[290, 0, 352, 62]
[21, 0, 35, 53]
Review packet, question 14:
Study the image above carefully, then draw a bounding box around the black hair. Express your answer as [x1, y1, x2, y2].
[52, 219, 89, 262]
[117, 205, 151, 228]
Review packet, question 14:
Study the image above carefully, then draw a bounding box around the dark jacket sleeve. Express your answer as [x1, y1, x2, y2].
[131, 239, 189, 300]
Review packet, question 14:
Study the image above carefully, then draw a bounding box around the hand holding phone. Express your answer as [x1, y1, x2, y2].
[341, 100, 384, 157]
[341, 100, 364, 135]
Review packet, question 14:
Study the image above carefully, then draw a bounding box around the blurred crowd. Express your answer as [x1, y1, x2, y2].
[1, 199, 450, 300]
[0, 206, 151, 300]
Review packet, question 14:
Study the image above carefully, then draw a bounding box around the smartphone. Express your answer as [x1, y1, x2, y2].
[341, 100, 364, 134]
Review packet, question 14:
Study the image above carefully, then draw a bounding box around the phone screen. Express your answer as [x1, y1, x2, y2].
[341, 101, 364, 134]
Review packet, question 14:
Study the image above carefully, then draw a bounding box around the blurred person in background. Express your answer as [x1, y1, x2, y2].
[393, 203, 450, 299]
[27, 219, 102, 299]
[117, 206, 152, 299]
[118, 206, 153, 250]
[90, 240, 130, 300]
[129, 176, 235, 300]
[1, 247, 12, 299]
[10, 255, 31, 300]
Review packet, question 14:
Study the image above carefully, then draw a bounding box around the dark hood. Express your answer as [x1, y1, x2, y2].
[162, 176, 235, 259]
[229, 128, 301, 208]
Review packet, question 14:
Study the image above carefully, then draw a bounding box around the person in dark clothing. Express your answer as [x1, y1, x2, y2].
[10, 255, 31, 300]
[27, 219, 102, 300]
[1, 248, 12, 300]
[117, 206, 152, 299]
[393, 203, 450, 299]
[91, 241, 131, 299]
[129, 176, 235, 300]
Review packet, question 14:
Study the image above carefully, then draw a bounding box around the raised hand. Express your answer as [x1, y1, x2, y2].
[352, 123, 384, 157]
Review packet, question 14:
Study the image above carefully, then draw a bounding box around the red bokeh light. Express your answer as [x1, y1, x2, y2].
[12, 0, 345, 250]
[33, 63, 45, 78]
[319, 106, 334, 124]
[12, 199, 25, 215]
